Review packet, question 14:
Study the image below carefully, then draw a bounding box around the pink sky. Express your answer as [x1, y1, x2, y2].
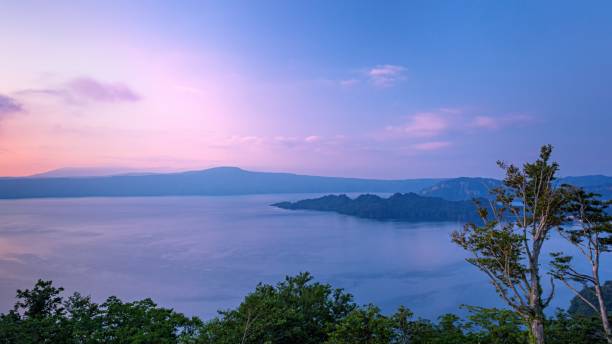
[2, 2, 610, 178]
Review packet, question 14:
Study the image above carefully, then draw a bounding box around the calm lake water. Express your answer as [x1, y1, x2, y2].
[0, 195, 608, 319]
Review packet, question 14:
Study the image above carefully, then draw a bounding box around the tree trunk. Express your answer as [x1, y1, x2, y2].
[594, 282, 612, 343]
[528, 247, 545, 344]
[529, 318, 545, 344]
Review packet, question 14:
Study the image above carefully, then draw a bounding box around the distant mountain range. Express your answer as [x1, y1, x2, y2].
[272, 174, 612, 222]
[27, 167, 158, 178]
[0, 167, 442, 199]
[419, 175, 612, 201]
[1, 167, 610, 200]
[273, 193, 482, 222]
[418, 177, 500, 201]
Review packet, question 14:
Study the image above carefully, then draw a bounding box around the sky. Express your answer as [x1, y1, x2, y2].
[1, 1, 611, 179]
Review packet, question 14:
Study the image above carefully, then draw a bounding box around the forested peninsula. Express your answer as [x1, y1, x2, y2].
[272, 193, 482, 222]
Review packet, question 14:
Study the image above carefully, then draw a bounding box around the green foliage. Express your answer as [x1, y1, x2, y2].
[0, 280, 201, 344]
[274, 192, 482, 222]
[93, 296, 200, 343]
[199, 272, 355, 344]
[462, 306, 527, 344]
[550, 185, 612, 286]
[568, 281, 612, 317]
[0, 274, 608, 343]
[1, 279, 71, 343]
[326, 304, 393, 344]
[452, 145, 566, 343]
[545, 309, 607, 344]
[390, 305, 437, 343]
[14, 279, 65, 319]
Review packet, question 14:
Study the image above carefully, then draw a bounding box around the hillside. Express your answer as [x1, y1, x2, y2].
[0, 167, 442, 199]
[418, 177, 501, 201]
[272, 193, 481, 222]
[419, 175, 612, 201]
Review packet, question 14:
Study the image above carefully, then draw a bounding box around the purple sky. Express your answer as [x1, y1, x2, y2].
[1, 1, 611, 178]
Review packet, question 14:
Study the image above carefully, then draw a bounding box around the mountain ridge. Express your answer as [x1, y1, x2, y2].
[272, 193, 482, 222]
[0, 167, 443, 199]
[2, 167, 610, 200]
[420, 175, 612, 201]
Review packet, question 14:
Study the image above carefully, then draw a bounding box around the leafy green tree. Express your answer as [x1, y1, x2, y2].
[14, 279, 65, 319]
[550, 186, 612, 342]
[568, 281, 612, 317]
[64, 292, 102, 343]
[390, 306, 437, 343]
[199, 272, 355, 344]
[326, 304, 393, 344]
[452, 145, 565, 344]
[462, 305, 526, 344]
[0, 279, 201, 344]
[434, 313, 468, 343]
[2, 273, 610, 343]
[0, 310, 22, 343]
[94, 296, 200, 343]
[6, 279, 71, 343]
[545, 309, 607, 344]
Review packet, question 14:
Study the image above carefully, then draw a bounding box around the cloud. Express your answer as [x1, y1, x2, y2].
[471, 116, 498, 129]
[339, 79, 359, 87]
[16, 77, 141, 104]
[213, 135, 328, 150]
[67, 77, 140, 102]
[0, 94, 23, 115]
[388, 112, 450, 138]
[386, 109, 535, 140]
[304, 135, 320, 143]
[273, 136, 302, 148]
[470, 114, 533, 129]
[412, 141, 452, 151]
[228, 135, 263, 145]
[367, 64, 406, 87]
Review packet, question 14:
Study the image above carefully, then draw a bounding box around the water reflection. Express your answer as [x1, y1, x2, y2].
[0, 195, 608, 319]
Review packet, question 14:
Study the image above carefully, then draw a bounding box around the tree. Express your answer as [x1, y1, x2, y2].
[0, 279, 201, 344]
[10, 279, 71, 343]
[390, 306, 437, 343]
[14, 279, 65, 319]
[326, 304, 393, 344]
[545, 309, 607, 344]
[568, 281, 612, 317]
[94, 296, 199, 343]
[199, 272, 356, 344]
[550, 185, 612, 343]
[64, 292, 102, 343]
[462, 305, 526, 344]
[452, 145, 565, 344]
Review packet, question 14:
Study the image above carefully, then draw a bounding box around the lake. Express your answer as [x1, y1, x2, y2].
[0, 194, 607, 319]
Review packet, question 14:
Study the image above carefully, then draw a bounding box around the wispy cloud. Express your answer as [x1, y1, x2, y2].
[67, 77, 140, 102]
[304, 135, 321, 143]
[212, 135, 330, 150]
[339, 79, 359, 87]
[0, 94, 23, 116]
[394, 112, 449, 138]
[412, 141, 452, 151]
[273, 136, 301, 147]
[380, 109, 536, 154]
[387, 109, 534, 138]
[17, 77, 141, 104]
[470, 114, 533, 129]
[367, 64, 406, 87]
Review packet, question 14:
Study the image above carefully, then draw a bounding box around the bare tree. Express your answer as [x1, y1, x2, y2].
[452, 145, 565, 344]
[550, 185, 612, 343]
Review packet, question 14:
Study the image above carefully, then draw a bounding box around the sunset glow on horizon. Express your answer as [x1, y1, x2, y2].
[2, 1, 612, 178]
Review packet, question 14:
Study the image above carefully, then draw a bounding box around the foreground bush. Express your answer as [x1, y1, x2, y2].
[0, 280, 201, 343]
[0, 274, 608, 343]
